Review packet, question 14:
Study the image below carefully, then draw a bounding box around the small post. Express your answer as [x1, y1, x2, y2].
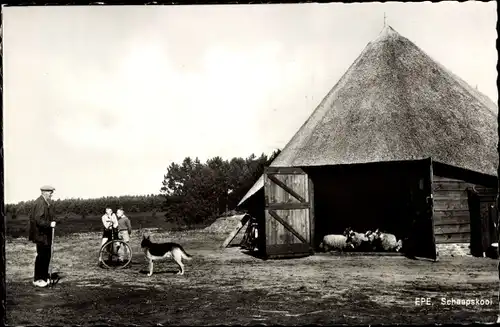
[384, 12, 386, 27]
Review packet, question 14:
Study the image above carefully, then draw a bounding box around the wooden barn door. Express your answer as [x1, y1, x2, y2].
[468, 188, 497, 256]
[468, 190, 483, 256]
[407, 158, 438, 261]
[263, 167, 314, 259]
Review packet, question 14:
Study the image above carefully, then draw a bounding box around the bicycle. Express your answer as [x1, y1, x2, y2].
[98, 228, 132, 269]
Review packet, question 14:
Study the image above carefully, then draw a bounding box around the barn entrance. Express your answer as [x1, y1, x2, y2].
[308, 164, 411, 248]
[307, 159, 437, 260]
[467, 188, 498, 257]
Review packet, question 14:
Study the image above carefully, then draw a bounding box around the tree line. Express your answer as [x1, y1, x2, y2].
[6, 194, 166, 219]
[6, 150, 281, 224]
[160, 150, 280, 224]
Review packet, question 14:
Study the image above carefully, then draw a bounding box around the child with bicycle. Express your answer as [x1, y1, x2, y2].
[101, 206, 119, 246]
[98, 207, 119, 267]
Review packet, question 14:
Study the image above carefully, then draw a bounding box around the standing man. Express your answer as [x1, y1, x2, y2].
[28, 185, 57, 288]
[116, 208, 132, 262]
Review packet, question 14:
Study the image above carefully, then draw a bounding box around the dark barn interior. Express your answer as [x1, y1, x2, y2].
[306, 161, 428, 250]
[241, 189, 267, 256]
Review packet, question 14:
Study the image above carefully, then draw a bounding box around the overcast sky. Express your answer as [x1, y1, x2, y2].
[3, 2, 498, 204]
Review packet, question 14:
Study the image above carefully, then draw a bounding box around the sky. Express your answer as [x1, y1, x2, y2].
[3, 2, 498, 204]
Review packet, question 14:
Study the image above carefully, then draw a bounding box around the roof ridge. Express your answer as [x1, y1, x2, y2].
[373, 25, 400, 43]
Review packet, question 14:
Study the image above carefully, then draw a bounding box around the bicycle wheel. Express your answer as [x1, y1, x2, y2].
[99, 240, 132, 269]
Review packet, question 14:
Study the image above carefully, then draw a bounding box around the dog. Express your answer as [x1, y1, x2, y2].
[141, 234, 192, 276]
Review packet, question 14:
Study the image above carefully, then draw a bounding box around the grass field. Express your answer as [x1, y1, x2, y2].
[6, 215, 500, 325]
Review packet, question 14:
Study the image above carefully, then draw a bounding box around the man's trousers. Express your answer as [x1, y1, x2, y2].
[34, 243, 51, 281]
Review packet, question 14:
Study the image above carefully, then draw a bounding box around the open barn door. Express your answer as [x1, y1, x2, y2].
[263, 167, 314, 259]
[406, 158, 437, 261]
[468, 188, 498, 257]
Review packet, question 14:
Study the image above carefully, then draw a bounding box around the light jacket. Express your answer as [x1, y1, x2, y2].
[102, 213, 118, 230]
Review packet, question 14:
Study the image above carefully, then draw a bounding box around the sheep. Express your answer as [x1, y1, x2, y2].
[345, 228, 372, 251]
[365, 230, 388, 251]
[343, 227, 352, 237]
[371, 229, 401, 252]
[395, 239, 403, 252]
[319, 234, 353, 252]
[364, 230, 379, 251]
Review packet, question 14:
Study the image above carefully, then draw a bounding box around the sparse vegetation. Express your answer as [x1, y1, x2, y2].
[6, 229, 498, 325]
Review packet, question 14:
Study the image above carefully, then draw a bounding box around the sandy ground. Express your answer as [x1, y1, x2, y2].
[6, 229, 500, 325]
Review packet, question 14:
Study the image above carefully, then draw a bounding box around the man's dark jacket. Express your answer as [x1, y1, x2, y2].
[28, 195, 53, 246]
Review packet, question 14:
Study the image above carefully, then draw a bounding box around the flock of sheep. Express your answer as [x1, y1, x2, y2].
[319, 227, 403, 253]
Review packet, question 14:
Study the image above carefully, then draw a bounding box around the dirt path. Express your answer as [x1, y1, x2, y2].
[6, 231, 500, 325]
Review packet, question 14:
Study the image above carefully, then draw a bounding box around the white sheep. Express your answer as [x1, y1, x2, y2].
[372, 229, 401, 252]
[345, 228, 371, 251]
[319, 234, 352, 252]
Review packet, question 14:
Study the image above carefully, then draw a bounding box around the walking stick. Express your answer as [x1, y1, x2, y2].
[48, 226, 55, 288]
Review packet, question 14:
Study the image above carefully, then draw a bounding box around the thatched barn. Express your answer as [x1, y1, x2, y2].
[237, 26, 498, 260]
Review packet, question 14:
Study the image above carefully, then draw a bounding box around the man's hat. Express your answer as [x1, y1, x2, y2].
[40, 185, 55, 191]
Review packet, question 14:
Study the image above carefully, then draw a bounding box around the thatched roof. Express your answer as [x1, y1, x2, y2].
[238, 26, 498, 207]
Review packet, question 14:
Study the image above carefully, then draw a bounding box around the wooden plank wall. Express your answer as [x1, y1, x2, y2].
[433, 175, 473, 243]
[432, 175, 494, 244]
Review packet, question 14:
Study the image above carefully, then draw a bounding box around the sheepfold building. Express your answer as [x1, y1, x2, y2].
[237, 25, 498, 260]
